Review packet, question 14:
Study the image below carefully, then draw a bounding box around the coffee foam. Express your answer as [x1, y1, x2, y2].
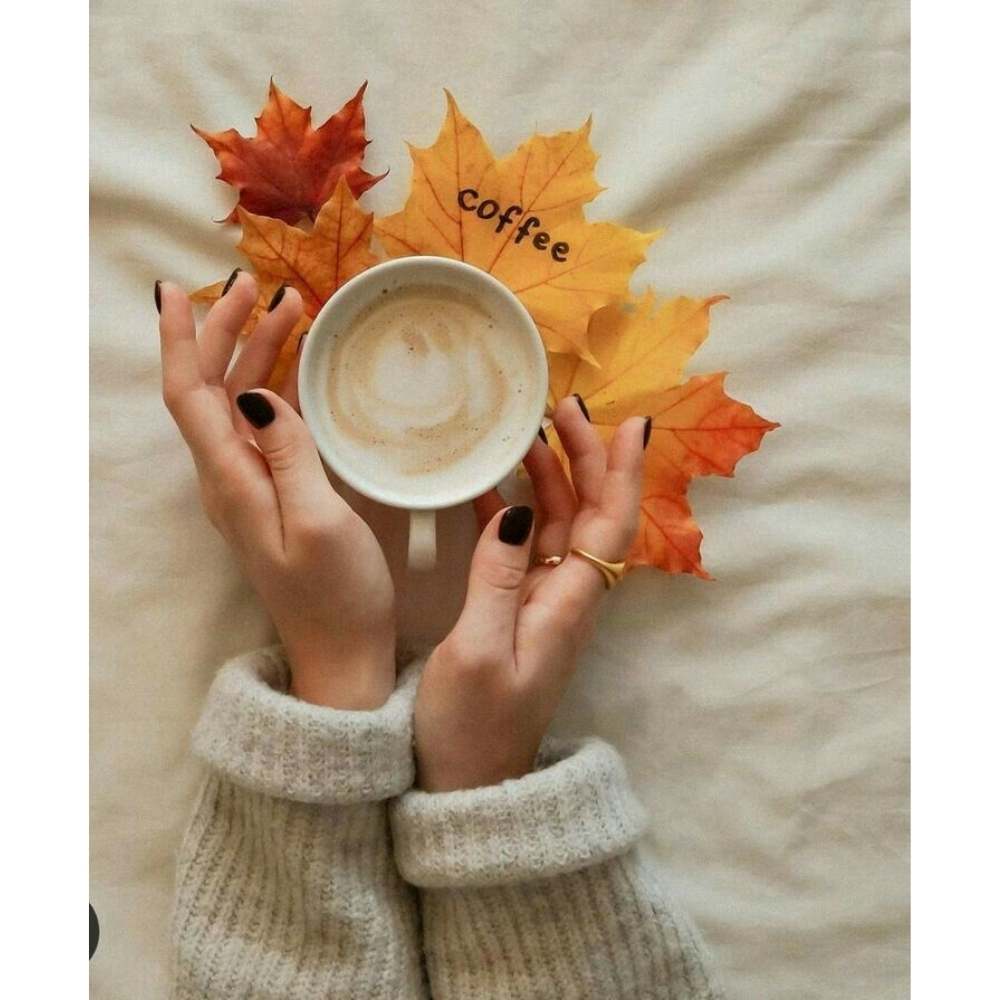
[323, 283, 540, 498]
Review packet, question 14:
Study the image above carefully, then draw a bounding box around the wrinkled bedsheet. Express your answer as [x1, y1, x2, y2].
[90, 1, 909, 996]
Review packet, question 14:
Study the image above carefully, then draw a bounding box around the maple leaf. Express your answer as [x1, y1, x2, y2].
[375, 92, 658, 362]
[193, 80, 385, 224]
[190, 177, 377, 386]
[631, 373, 778, 577]
[547, 292, 724, 414]
[548, 295, 778, 577]
[236, 176, 378, 314]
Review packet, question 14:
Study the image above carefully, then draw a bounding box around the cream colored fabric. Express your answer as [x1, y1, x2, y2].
[172, 652, 425, 999]
[90, 1, 909, 998]
[173, 649, 722, 998]
[393, 739, 723, 999]
[392, 739, 648, 888]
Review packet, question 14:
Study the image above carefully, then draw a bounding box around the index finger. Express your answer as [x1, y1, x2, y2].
[473, 488, 506, 533]
[158, 281, 245, 465]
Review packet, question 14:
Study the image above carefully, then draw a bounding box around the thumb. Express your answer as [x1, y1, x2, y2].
[235, 389, 337, 530]
[454, 505, 535, 654]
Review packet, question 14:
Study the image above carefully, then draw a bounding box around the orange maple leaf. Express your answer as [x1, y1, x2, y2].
[235, 176, 378, 314]
[193, 80, 385, 224]
[631, 373, 778, 577]
[190, 177, 377, 386]
[375, 92, 658, 362]
[548, 295, 778, 577]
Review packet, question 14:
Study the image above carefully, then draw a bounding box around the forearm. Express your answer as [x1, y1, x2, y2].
[171, 647, 427, 1000]
[392, 738, 723, 1000]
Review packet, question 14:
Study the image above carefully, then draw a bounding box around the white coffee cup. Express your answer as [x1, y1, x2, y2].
[298, 257, 548, 570]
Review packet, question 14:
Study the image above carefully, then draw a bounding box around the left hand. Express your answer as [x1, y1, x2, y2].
[157, 273, 397, 709]
[413, 397, 649, 791]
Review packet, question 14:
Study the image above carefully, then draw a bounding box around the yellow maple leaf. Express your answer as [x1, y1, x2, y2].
[548, 291, 725, 414]
[375, 92, 658, 361]
[548, 296, 778, 576]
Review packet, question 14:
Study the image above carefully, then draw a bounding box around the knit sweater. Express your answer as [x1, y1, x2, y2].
[171, 647, 724, 999]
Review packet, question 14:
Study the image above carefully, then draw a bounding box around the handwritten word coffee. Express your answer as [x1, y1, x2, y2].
[458, 189, 570, 262]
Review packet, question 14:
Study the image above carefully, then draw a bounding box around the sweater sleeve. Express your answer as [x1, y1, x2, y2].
[390, 738, 724, 1000]
[171, 647, 428, 1000]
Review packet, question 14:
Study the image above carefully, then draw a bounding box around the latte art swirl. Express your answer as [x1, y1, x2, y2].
[326, 285, 533, 478]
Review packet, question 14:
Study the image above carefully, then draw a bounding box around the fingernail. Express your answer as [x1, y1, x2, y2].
[267, 284, 288, 312]
[221, 268, 242, 297]
[296, 331, 309, 354]
[236, 391, 275, 429]
[573, 393, 591, 422]
[498, 505, 534, 546]
[537, 426, 548, 445]
[154, 280, 162, 314]
[643, 416, 653, 449]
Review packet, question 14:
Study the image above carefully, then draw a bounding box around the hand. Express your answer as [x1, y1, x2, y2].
[414, 397, 648, 791]
[156, 274, 396, 710]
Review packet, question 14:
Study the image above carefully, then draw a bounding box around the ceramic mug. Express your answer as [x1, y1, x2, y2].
[298, 256, 548, 570]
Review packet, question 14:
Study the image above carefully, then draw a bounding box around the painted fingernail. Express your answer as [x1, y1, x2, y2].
[267, 284, 288, 312]
[643, 416, 653, 449]
[154, 280, 162, 314]
[221, 267, 242, 297]
[498, 505, 534, 546]
[538, 426, 548, 445]
[236, 391, 275, 429]
[573, 393, 591, 422]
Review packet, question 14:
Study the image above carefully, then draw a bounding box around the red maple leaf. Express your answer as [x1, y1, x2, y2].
[192, 80, 385, 224]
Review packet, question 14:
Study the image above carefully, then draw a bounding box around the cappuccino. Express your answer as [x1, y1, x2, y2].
[323, 283, 542, 501]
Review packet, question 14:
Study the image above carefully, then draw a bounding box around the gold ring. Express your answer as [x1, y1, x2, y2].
[534, 554, 564, 567]
[569, 547, 627, 589]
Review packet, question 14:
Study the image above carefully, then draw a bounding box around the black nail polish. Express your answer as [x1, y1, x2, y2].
[221, 267, 242, 297]
[573, 393, 591, 422]
[154, 280, 162, 314]
[538, 426, 548, 445]
[643, 416, 653, 449]
[267, 284, 288, 312]
[236, 391, 275, 429]
[498, 505, 534, 546]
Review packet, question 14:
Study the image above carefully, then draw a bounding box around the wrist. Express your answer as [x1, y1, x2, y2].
[285, 636, 396, 710]
[417, 744, 538, 792]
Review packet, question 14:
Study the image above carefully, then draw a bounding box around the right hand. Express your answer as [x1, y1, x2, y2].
[413, 397, 649, 792]
[157, 272, 397, 710]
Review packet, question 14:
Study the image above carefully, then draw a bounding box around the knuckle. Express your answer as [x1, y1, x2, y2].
[595, 511, 638, 553]
[619, 512, 640, 547]
[479, 560, 526, 593]
[161, 382, 185, 414]
[289, 514, 336, 547]
[438, 635, 497, 678]
[198, 484, 229, 530]
[263, 439, 300, 474]
[201, 462, 250, 520]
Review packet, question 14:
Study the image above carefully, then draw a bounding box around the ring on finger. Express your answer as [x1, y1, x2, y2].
[568, 548, 627, 589]
[533, 554, 564, 567]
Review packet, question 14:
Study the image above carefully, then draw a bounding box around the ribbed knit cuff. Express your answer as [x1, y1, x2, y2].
[390, 737, 647, 888]
[193, 646, 421, 805]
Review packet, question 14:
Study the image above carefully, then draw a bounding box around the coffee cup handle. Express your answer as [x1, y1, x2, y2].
[408, 509, 436, 571]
